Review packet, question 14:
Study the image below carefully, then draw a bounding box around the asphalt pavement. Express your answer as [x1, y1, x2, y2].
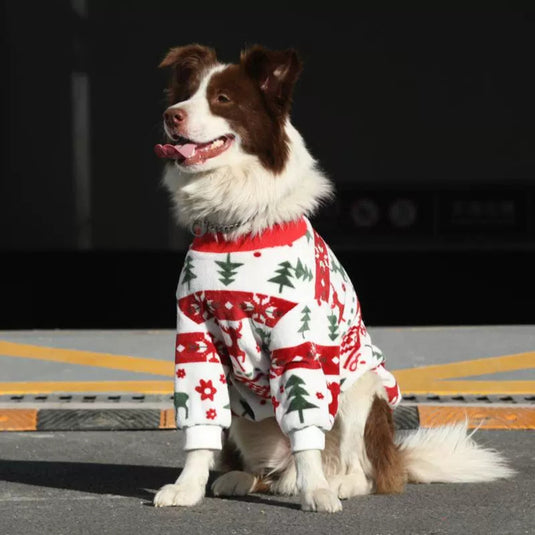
[1, 429, 533, 535]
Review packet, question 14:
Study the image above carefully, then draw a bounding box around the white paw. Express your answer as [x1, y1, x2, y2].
[212, 471, 256, 496]
[153, 483, 205, 507]
[301, 488, 343, 513]
[328, 473, 373, 499]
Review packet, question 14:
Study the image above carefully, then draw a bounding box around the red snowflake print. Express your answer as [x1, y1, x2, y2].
[271, 396, 280, 409]
[316, 392, 324, 400]
[206, 408, 217, 420]
[176, 368, 186, 379]
[219, 374, 227, 384]
[195, 379, 217, 401]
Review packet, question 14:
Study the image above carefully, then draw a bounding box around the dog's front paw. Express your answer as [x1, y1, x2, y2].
[301, 488, 343, 513]
[328, 473, 373, 499]
[212, 471, 256, 496]
[153, 483, 205, 507]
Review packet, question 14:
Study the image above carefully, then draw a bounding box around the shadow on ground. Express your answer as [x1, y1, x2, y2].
[0, 460, 300, 509]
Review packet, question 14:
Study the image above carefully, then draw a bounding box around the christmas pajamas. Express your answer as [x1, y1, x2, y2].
[173, 218, 401, 452]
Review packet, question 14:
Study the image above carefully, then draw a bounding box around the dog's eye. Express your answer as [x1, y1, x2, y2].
[217, 94, 231, 103]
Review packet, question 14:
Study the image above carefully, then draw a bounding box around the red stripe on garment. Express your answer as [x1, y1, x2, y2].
[191, 218, 307, 253]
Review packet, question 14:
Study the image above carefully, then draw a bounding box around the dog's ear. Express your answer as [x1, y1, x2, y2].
[159, 44, 218, 103]
[241, 45, 302, 117]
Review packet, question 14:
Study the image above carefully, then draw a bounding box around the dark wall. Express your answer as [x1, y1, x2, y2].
[2, 1, 75, 249]
[2, 5, 534, 327]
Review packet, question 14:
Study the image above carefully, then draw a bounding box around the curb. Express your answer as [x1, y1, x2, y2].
[0, 404, 533, 432]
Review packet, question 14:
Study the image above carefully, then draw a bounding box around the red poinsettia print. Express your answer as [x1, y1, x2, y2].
[219, 374, 227, 384]
[195, 379, 217, 401]
[176, 368, 186, 379]
[206, 408, 217, 420]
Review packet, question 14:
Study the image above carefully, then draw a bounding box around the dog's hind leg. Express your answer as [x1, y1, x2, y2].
[212, 417, 280, 497]
[154, 449, 214, 507]
[325, 371, 384, 499]
[212, 470, 269, 496]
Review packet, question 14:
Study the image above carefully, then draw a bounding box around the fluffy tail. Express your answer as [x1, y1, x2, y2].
[396, 423, 515, 483]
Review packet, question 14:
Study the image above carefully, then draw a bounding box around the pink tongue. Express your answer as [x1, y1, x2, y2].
[154, 143, 197, 160]
[175, 143, 197, 159]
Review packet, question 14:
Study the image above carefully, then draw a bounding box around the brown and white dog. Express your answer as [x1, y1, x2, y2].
[153, 44, 513, 512]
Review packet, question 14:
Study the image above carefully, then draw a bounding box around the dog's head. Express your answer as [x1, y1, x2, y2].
[155, 44, 302, 174]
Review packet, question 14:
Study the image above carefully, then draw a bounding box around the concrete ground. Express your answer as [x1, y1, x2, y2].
[1, 429, 533, 535]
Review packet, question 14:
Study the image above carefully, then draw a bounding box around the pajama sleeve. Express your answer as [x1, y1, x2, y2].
[174, 304, 231, 451]
[268, 303, 341, 452]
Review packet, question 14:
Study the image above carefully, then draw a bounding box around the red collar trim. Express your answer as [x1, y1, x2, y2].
[191, 218, 308, 253]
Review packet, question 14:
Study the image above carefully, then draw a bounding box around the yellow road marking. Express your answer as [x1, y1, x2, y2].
[393, 352, 535, 395]
[0, 340, 173, 376]
[0, 380, 172, 395]
[1, 341, 533, 396]
[418, 405, 535, 429]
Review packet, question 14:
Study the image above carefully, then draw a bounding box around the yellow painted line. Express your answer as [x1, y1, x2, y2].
[0, 340, 173, 376]
[394, 351, 535, 395]
[406, 380, 535, 395]
[0, 409, 37, 431]
[418, 405, 535, 429]
[395, 352, 534, 380]
[0, 380, 173, 395]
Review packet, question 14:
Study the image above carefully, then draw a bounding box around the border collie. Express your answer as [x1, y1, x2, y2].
[153, 44, 513, 512]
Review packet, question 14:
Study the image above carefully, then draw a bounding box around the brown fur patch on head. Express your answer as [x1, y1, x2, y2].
[159, 44, 218, 104]
[364, 396, 406, 494]
[241, 45, 302, 118]
[206, 46, 302, 173]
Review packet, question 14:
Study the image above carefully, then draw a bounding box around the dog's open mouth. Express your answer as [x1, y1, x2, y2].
[154, 135, 234, 166]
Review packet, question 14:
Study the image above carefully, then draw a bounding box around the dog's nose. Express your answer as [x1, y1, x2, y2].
[164, 108, 187, 127]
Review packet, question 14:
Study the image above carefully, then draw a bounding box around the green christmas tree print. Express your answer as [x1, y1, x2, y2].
[285, 375, 318, 424]
[329, 253, 348, 282]
[297, 306, 311, 338]
[180, 255, 197, 291]
[327, 312, 339, 341]
[268, 261, 295, 293]
[174, 392, 189, 419]
[268, 259, 313, 293]
[215, 253, 243, 286]
[255, 327, 271, 353]
[294, 258, 313, 282]
[305, 229, 313, 243]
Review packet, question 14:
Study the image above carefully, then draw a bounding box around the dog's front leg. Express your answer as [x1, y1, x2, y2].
[294, 449, 342, 512]
[154, 449, 214, 507]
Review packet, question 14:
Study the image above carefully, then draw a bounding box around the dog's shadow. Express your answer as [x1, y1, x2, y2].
[0, 460, 299, 510]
